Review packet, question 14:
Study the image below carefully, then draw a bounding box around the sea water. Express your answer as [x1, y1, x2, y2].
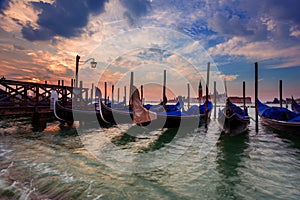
[0, 108, 299, 199]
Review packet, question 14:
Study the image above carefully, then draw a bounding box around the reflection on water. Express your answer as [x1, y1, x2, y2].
[0, 108, 300, 199]
[216, 133, 250, 200]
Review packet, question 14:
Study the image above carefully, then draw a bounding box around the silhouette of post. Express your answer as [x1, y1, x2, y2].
[163, 70, 166, 104]
[104, 82, 107, 105]
[117, 87, 120, 103]
[214, 81, 216, 119]
[112, 84, 114, 108]
[205, 62, 210, 128]
[124, 86, 126, 106]
[255, 62, 258, 133]
[90, 83, 94, 103]
[75, 55, 80, 88]
[279, 80, 283, 108]
[141, 85, 144, 102]
[243, 81, 246, 109]
[187, 83, 190, 109]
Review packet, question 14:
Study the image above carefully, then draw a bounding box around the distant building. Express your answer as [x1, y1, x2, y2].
[228, 96, 252, 104]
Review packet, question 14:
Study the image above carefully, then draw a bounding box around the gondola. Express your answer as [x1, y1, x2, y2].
[130, 86, 212, 129]
[54, 100, 105, 126]
[218, 99, 250, 136]
[257, 100, 300, 134]
[291, 96, 300, 114]
[54, 86, 213, 129]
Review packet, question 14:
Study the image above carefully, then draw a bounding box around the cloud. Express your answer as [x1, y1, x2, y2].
[209, 12, 253, 37]
[120, 0, 151, 25]
[21, 0, 109, 41]
[219, 74, 238, 82]
[0, 0, 10, 14]
[204, 0, 300, 43]
[208, 36, 300, 68]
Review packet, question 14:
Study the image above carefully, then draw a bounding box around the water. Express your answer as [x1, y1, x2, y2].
[0, 108, 300, 199]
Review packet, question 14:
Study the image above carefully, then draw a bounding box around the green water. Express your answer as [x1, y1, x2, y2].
[0, 108, 299, 199]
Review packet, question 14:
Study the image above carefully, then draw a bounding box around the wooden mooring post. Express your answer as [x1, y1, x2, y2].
[112, 85, 115, 108]
[124, 86, 127, 106]
[243, 81, 246, 109]
[104, 82, 107, 105]
[141, 85, 144, 102]
[187, 83, 190, 109]
[214, 81, 216, 119]
[279, 80, 283, 108]
[205, 62, 210, 129]
[117, 87, 120, 103]
[255, 62, 258, 133]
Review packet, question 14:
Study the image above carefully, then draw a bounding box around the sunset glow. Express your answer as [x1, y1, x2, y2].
[0, 0, 300, 101]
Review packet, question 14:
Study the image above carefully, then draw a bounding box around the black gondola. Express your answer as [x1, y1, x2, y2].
[291, 96, 300, 114]
[110, 86, 212, 129]
[218, 99, 250, 136]
[54, 86, 213, 129]
[258, 99, 300, 134]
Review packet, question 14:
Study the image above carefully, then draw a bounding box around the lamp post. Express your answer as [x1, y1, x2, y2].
[74, 55, 97, 104]
[75, 55, 97, 88]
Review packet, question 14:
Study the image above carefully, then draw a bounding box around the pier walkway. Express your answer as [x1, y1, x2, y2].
[0, 78, 89, 131]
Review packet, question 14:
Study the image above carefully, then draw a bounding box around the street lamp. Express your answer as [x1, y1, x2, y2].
[75, 55, 97, 87]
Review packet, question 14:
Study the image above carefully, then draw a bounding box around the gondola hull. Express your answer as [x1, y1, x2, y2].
[55, 99, 212, 129]
[218, 109, 250, 136]
[101, 102, 205, 129]
[54, 101, 106, 126]
[257, 99, 300, 134]
[260, 116, 300, 134]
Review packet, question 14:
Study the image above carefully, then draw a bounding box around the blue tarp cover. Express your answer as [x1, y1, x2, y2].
[257, 100, 300, 122]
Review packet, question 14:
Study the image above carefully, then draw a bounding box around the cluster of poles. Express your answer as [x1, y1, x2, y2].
[73, 61, 284, 133]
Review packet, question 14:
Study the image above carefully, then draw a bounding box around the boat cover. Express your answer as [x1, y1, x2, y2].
[257, 100, 300, 122]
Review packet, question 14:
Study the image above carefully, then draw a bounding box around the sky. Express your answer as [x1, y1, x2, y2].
[0, 0, 300, 101]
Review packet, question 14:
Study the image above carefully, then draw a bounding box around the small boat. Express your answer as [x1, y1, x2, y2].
[130, 86, 212, 129]
[218, 99, 250, 136]
[54, 100, 105, 126]
[291, 96, 300, 114]
[54, 86, 213, 129]
[257, 99, 300, 134]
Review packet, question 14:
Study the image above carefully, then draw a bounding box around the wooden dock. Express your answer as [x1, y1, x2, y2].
[0, 78, 89, 131]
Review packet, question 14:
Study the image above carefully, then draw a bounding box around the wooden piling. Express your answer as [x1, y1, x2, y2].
[224, 79, 228, 98]
[104, 82, 107, 105]
[35, 85, 39, 107]
[75, 55, 80, 88]
[130, 72, 134, 98]
[279, 80, 283, 108]
[205, 62, 210, 128]
[243, 81, 246, 109]
[129, 72, 134, 109]
[61, 80, 64, 87]
[198, 80, 202, 103]
[90, 83, 94, 103]
[85, 89, 89, 102]
[214, 81, 217, 119]
[255, 62, 258, 133]
[80, 81, 83, 106]
[141, 85, 144, 102]
[71, 79, 74, 99]
[124, 86, 127, 106]
[163, 70, 166, 104]
[187, 83, 190, 109]
[117, 87, 120, 103]
[32, 112, 47, 132]
[65, 86, 68, 105]
[112, 85, 114, 108]
[58, 80, 60, 86]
